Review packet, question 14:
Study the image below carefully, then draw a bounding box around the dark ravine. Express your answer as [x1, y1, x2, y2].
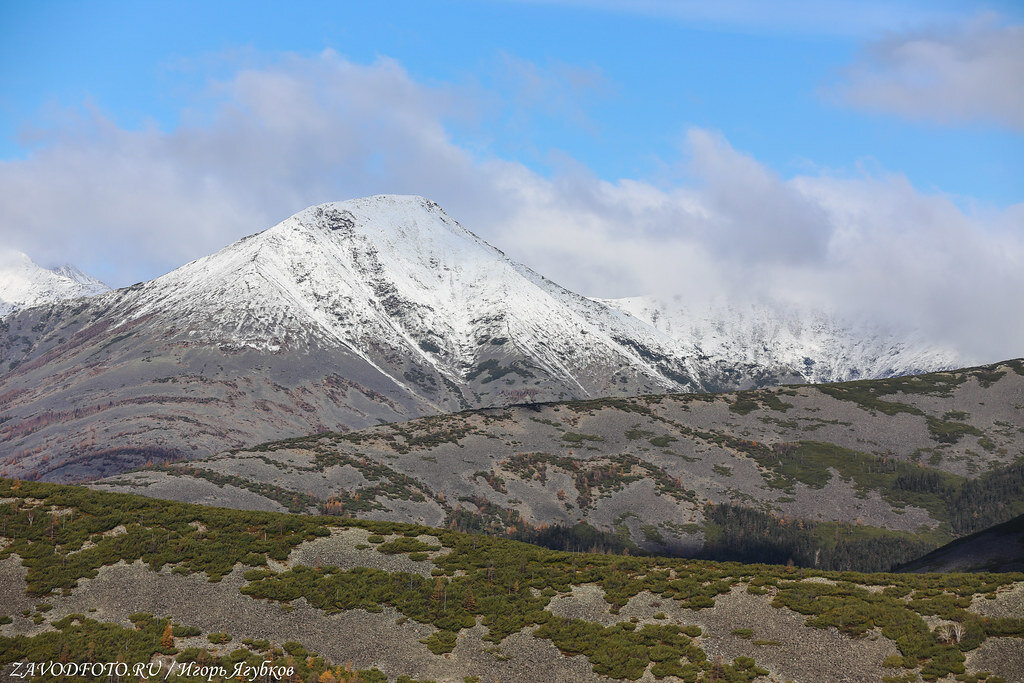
[897, 513, 1024, 574]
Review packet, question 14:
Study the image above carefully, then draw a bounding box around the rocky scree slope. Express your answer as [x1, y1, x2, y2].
[94, 359, 1024, 572]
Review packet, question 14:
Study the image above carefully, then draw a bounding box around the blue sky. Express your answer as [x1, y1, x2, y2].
[2, 0, 1021, 203]
[1, 1, 1023, 360]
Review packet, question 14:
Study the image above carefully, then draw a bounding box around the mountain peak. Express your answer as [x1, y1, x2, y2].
[296, 194, 448, 227]
[287, 194, 486, 251]
[116, 195, 702, 396]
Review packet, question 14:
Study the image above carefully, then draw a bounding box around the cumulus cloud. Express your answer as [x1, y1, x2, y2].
[830, 15, 1024, 129]
[0, 52, 475, 283]
[0, 51, 1021, 362]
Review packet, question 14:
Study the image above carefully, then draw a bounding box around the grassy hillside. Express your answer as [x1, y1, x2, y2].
[92, 359, 1024, 573]
[1, 480, 1023, 682]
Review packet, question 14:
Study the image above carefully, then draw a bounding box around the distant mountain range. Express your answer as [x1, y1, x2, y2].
[0, 195, 962, 480]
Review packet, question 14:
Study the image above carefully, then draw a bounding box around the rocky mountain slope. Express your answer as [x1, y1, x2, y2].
[0, 249, 108, 317]
[93, 359, 1024, 572]
[3, 480, 1023, 683]
[0, 196, 963, 481]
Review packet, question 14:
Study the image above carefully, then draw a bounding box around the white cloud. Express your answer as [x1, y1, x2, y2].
[830, 14, 1024, 129]
[0, 51, 1021, 362]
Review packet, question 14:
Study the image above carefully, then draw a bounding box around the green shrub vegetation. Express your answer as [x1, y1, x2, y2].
[561, 431, 605, 444]
[376, 537, 441, 554]
[695, 440, 1024, 540]
[498, 452, 696, 510]
[814, 367, 997, 444]
[728, 391, 793, 415]
[772, 577, 1024, 681]
[0, 613, 178, 669]
[0, 479, 329, 595]
[152, 464, 322, 514]
[2, 479, 1023, 682]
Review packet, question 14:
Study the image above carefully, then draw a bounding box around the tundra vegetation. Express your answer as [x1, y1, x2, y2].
[1, 480, 1023, 682]
[98, 360, 1024, 576]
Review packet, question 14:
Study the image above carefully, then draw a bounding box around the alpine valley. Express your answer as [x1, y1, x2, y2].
[0, 196, 960, 481]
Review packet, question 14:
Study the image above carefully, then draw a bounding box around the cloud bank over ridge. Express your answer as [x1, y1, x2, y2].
[0, 50, 1021, 363]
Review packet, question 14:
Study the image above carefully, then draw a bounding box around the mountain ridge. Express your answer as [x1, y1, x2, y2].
[0, 195, 968, 480]
[112, 195, 705, 397]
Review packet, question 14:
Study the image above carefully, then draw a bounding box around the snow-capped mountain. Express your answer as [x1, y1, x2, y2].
[0, 249, 109, 316]
[113, 195, 706, 401]
[0, 196, 705, 480]
[0, 195, 960, 481]
[602, 295, 961, 384]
